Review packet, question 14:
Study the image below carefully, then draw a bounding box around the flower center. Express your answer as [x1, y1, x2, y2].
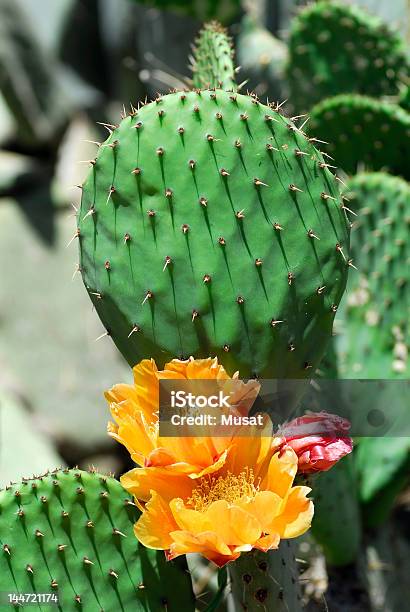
[187, 469, 259, 512]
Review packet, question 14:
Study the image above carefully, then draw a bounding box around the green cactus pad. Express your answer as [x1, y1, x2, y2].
[191, 22, 236, 91]
[131, 0, 241, 24]
[356, 437, 410, 526]
[311, 455, 361, 566]
[287, 1, 408, 112]
[0, 469, 194, 611]
[337, 172, 410, 378]
[399, 85, 410, 112]
[78, 90, 350, 378]
[228, 542, 302, 611]
[309, 95, 410, 180]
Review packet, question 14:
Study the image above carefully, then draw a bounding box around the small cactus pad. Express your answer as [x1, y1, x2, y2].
[228, 542, 302, 611]
[191, 22, 236, 91]
[0, 469, 194, 611]
[78, 90, 350, 378]
[311, 455, 361, 566]
[338, 172, 410, 378]
[309, 95, 410, 179]
[288, 1, 408, 112]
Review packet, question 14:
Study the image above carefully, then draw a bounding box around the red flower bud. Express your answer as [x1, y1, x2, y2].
[278, 412, 353, 473]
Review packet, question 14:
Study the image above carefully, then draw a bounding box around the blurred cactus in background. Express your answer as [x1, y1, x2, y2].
[0, 0, 409, 610]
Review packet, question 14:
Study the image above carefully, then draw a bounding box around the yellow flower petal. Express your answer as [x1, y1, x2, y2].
[268, 486, 314, 539]
[121, 467, 193, 503]
[109, 405, 156, 465]
[145, 447, 176, 467]
[134, 491, 177, 550]
[205, 501, 262, 546]
[262, 448, 298, 498]
[169, 530, 235, 566]
[170, 498, 213, 533]
[254, 533, 280, 552]
[163, 357, 231, 380]
[236, 490, 282, 532]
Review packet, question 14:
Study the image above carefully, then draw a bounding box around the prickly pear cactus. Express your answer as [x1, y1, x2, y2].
[287, 1, 408, 112]
[309, 95, 410, 180]
[311, 455, 362, 566]
[191, 22, 236, 90]
[228, 542, 302, 611]
[337, 172, 410, 377]
[0, 469, 194, 611]
[131, 0, 241, 24]
[78, 90, 350, 377]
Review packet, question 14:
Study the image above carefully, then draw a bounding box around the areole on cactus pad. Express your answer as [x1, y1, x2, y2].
[78, 88, 350, 378]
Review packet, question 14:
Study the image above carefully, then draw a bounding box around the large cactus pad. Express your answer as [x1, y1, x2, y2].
[288, 1, 408, 112]
[309, 95, 410, 180]
[337, 172, 410, 378]
[0, 469, 194, 611]
[78, 90, 350, 378]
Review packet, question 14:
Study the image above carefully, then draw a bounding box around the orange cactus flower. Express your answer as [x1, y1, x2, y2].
[106, 357, 313, 566]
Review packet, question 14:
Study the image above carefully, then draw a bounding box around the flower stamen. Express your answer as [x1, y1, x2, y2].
[187, 469, 259, 512]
